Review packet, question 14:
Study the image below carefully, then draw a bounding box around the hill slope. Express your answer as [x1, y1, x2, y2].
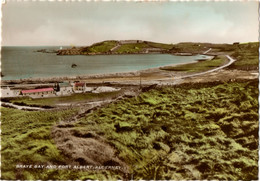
[56, 40, 173, 55]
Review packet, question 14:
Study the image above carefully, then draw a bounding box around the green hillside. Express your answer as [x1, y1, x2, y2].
[229, 42, 259, 70]
[161, 55, 227, 72]
[59, 40, 174, 55]
[81, 40, 118, 54]
[115, 43, 150, 54]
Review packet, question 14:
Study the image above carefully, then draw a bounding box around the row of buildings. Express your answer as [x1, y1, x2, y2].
[1, 82, 91, 98]
[1, 82, 121, 98]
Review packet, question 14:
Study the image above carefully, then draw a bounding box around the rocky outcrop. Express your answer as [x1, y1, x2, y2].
[36, 49, 58, 53]
[57, 47, 83, 55]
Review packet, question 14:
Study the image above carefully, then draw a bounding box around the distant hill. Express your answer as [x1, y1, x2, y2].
[56, 40, 174, 55]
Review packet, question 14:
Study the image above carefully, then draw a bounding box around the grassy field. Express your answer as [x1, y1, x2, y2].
[115, 43, 150, 54]
[1, 107, 126, 180]
[169, 42, 243, 54]
[160, 56, 227, 72]
[229, 42, 259, 70]
[81, 41, 118, 53]
[170, 42, 210, 54]
[115, 41, 174, 54]
[208, 42, 259, 70]
[1, 108, 75, 179]
[3, 91, 121, 107]
[145, 41, 174, 50]
[75, 80, 258, 180]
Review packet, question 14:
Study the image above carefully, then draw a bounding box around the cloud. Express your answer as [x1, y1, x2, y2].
[2, 1, 258, 46]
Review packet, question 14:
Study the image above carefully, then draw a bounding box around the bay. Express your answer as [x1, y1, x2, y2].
[1, 46, 210, 80]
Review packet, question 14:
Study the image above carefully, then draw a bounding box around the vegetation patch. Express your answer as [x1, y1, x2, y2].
[170, 42, 210, 54]
[75, 80, 258, 180]
[1, 107, 127, 180]
[1, 108, 71, 179]
[115, 41, 174, 54]
[2, 80, 258, 180]
[3, 91, 121, 107]
[81, 41, 118, 53]
[115, 43, 150, 54]
[161, 56, 227, 72]
[145, 41, 174, 50]
[229, 42, 259, 70]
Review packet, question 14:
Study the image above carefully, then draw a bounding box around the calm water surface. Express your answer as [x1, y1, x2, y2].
[1, 47, 210, 80]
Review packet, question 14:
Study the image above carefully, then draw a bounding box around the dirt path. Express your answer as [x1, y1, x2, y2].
[51, 95, 130, 178]
[1, 102, 46, 111]
[203, 48, 212, 54]
[110, 43, 121, 52]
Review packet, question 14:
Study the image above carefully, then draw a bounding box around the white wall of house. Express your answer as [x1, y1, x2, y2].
[56, 87, 73, 96]
[23, 91, 56, 98]
[1, 88, 20, 97]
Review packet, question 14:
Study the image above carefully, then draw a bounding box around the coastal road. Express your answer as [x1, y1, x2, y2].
[154, 55, 236, 86]
[178, 55, 236, 79]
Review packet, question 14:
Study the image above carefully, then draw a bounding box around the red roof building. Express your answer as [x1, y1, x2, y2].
[75, 82, 85, 87]
[21, 88, 55, 96]
[73, 82, 86, 92]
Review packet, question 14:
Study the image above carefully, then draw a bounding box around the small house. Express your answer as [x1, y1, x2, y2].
[73, 82, 86, 92]
[56, 82, 73, 96]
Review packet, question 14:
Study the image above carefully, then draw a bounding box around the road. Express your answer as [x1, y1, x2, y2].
[203, 48, 212, 54]
[2, 102, 46, 110]
[110, 43, 121, 52]
[178, 55, 235, 79]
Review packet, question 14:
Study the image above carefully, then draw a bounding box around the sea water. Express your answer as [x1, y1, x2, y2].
[1, 46, 210, 80]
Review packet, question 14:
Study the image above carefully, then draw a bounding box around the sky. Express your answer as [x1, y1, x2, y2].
[2, 1, 259, 46]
